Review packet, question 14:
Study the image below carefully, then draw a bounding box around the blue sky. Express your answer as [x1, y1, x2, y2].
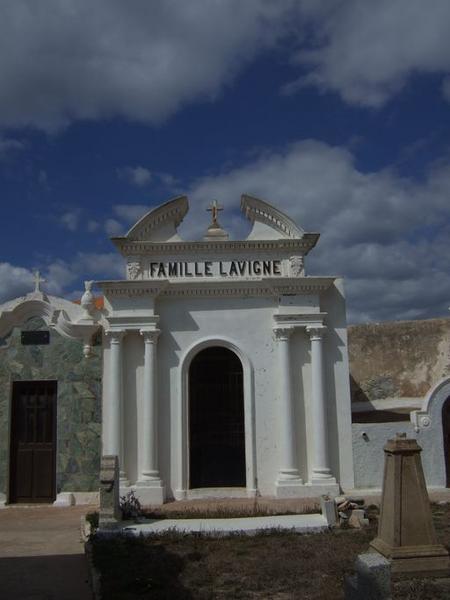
[0, 0, 449, 323]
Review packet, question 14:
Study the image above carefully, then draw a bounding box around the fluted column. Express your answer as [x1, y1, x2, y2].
[105, 330, 127, 482]
[138, 329, 162, 483]
[274, 327, 302, 488]
[306, 325, 335, 483]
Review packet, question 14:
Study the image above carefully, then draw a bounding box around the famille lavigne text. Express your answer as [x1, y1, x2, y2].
[147, 259, 283, 278]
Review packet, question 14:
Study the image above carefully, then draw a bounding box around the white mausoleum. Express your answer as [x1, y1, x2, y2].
[98, 195, 354, 504]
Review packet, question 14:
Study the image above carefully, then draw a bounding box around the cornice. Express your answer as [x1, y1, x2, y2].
[112, 235, 319, 257]
[96, 277, 335, 299]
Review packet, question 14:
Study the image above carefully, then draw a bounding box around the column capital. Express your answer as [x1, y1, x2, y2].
[273, 327, 294, 342]
[306, 325, 327, 341]
[105, 329, 126, 343]
[140, 329, 160, 344]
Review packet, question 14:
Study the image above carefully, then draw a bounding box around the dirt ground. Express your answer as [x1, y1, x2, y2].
[0, 505, 96, 600]
[92, 503, 450, 600]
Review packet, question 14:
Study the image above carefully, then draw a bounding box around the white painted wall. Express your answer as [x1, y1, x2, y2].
[102, 280, 354, 500]
[352, 394, 449, 490]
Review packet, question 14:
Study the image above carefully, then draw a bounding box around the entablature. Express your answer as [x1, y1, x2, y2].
[97, 276, 335, 300]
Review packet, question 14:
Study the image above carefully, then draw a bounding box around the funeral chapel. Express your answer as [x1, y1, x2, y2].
[0, 195, 355, 506]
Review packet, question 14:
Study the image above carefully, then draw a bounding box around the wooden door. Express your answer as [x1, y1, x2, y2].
[9, 381, 57, 503]
[189, 347, 246, 488]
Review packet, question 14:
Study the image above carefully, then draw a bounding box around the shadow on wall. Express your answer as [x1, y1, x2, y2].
[350, 375, 370, 404]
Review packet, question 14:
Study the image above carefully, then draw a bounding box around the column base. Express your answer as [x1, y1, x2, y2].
[276, 480, 340, 499]
[310, 473, 337, 486]
[275, 478, 304, 498]
[134, 480, 165, 506]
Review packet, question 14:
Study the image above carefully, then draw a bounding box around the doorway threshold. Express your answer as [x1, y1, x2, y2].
[187, 487, 249, 500]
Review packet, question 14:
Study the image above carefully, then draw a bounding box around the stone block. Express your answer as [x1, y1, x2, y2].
[99, 455, 120, 526]
[320, 495, 338, 526]
[345, 552, 391, 599]
[349, 509, 369, 528]
[53, 492, 75, 507]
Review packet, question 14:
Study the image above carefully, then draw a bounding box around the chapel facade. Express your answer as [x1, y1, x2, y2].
[98, 195, 354, 503]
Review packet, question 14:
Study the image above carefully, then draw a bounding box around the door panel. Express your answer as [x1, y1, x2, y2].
[10, 381, 57, 503]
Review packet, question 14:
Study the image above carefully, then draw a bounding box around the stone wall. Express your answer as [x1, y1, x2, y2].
[0, 317, 102, 497]
[348, 317, 450, 404]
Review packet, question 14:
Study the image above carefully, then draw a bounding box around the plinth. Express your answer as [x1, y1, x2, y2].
[370, 433, 450, 577]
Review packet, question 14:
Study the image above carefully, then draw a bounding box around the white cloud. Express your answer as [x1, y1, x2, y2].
[118, 166, 152, 187]
[0, 252, 125, 305]
[104, 218, 124, 236]
[0, 1, 293, 131]
[184, 140, 450, 322]
[113, 204, 149, 224]
[287, 0, 450, 107]
[0, 263, 35, 303]
[1, 1, 449, 129]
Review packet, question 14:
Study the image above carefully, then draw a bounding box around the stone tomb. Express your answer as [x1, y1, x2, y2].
[0, 195, 354, 506]
[99, 195, 354, 504]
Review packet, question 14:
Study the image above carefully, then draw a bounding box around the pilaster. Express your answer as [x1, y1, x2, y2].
[135, 328, 165, 505]
[306, 325, 337, 488]
[273, 326, 303, 497]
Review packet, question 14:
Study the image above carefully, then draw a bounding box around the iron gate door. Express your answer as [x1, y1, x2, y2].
[189, 346, 246, 488]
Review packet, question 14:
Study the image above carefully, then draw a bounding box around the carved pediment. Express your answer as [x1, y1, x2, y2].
[121, 196, 188, 242]
[241, 194, 305, 240]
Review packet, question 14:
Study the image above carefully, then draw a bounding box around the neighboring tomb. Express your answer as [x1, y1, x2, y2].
[350, 318, 450, 490]
[0, 281, 102, 506]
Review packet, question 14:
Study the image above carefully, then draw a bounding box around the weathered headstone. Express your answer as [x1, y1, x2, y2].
[370, 433, 450, 576]
[345, 553, 391, 600]
[99, 455, 120, 527]
[320, 495, 338, 526]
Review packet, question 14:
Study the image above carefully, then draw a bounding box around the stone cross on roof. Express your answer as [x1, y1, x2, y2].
[33, 270, 46, 293]
[207, 200, 223, 227]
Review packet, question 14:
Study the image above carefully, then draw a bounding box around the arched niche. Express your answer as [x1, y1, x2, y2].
[175, 337, 256, 500]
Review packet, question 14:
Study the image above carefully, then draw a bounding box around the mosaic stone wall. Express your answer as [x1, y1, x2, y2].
[0, 317, 102, 497]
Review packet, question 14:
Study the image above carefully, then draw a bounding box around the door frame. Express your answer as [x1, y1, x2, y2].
[188, 345, 246, 489]
[9, 380, 57, 504]
[176, 337, 257, 500]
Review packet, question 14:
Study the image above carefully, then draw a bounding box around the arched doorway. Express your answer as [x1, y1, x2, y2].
[443, 397, 450, 487]
[189, 346, 246, 488]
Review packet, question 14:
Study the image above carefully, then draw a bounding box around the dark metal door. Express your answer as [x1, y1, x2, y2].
[10, 381, 57, 503]
[189, 346, 246, 488]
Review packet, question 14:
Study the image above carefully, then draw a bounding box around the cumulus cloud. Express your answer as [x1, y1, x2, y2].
[287, 0, 450, 107]
[1, 1, 449, 129]
[183, 140, 450, 323]
[0, 263, 35, 303]
[0, 1, 293, 131]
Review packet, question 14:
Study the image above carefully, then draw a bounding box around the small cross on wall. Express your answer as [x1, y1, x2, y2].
[207, 200, 223, 226]
[33, 270, 47, 293]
